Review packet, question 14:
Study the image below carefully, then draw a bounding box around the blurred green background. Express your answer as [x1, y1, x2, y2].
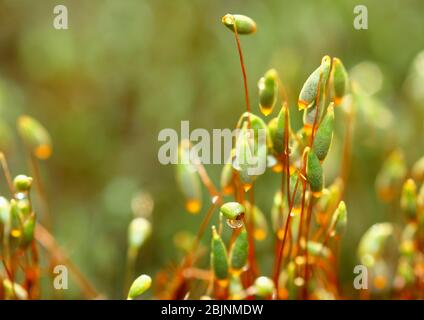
[0, 0, 423, 298]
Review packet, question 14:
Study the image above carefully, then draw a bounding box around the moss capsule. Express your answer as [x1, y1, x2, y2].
[229, 229, 248, 273]
[258, 69, 278, 116]
[305, 148, 324, 196]
[17, 115, 52, 160]
[220, 202, 245, 220]
[222, 14, 257, 35]
[332, 57, 349, 106]
[211, 226, 229, 282]
[312, 103, 334, 161]
[127, 274, 152, 300]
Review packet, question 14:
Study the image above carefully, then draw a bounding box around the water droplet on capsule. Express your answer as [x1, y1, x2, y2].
[226, 218, 244, 229]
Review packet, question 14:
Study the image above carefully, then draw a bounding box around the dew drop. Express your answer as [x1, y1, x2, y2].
[226, 218, 244, 229]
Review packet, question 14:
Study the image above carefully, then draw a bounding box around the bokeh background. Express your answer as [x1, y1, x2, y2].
[0, 0, 423, 298]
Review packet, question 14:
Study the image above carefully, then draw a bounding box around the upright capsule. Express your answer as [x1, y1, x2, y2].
[229, 229, 248, 274]
[332, 57, 349, 106]
[329, 201, 347, 237]
[312, 103, 335, 161]
[127, 274, 152, 300]
[211, 226, 229, 284]
[305, 148, 324, 197]
[222, 14, 257, 35]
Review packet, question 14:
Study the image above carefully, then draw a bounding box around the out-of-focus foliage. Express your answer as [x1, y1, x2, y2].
[0, 0, 423, 298]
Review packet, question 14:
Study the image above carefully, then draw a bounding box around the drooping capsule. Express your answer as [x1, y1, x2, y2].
[221, 14, 257, 35]
[375, 150, 407, 202]
[253, 276, 275, 298]
[176, 140, 202, 214]
[332, 58, 349, 106]
[17, 115, 52, 160]
[400, 179, 417, 221]
[128, 217, 152, 250]
[211, 226, 229, 284]
[258, 69, 278, 116]
[312, 103, 334, 161]
[127, 274, 152, 300]
[329, 201, 347, 237]
[220, 202, 245, 221]
[305, 148, 324, 197]
[229, 229, 248, 273]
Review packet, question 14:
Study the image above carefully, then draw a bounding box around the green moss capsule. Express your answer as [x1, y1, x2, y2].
[271, 104, 288, 155]
[305, 148, 324, 197]
[220, 202, 245, 220]
[211, 226, 229, 282]
[21, 213, 36, 247]
[128, 217, 152, 250]
[222, 14, 257, 35]
[332, 58, 349, 106]
[127, 274, 152, 300]
[176, 140, 202, 214]
[230, 229, 248, 273]
[13, 175, 33, 192]
[258, 69, 278, 116]
[400, 179, 417, 220]
[312, 104, 334, 161]
[254, 276, 275, 298]
[298, 56, 331, 110]
[17, 115, 52, 160]
[330, 201, 347, 237]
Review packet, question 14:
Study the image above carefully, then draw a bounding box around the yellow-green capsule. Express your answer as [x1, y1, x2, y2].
[222, 14, 257, 35]
[400, 179, 417, 221]
[220, 202, 245, 220]
[0, 196, 10, 225]
[411, 156, 424, 182]
[254, 276, 275, 298]
[17, 115, 52, 160]
[305, 148, 324, 197]
[312, 104, 334, 161]
[21, 213, 36, 247]
[176, 140, 202, 214]
[258, 69, 278, 116]
[229, 229, 248, 273]
[332, 58, 349, 106]
[13, 175, 33, 192]
[211, 226, 229, 283]
[329, 201, 347, 237]
[375, 150, 407, 202]
[298, 55, 331, 110]
[128, 217, 152, 250]
[127, 274, 152, 300]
